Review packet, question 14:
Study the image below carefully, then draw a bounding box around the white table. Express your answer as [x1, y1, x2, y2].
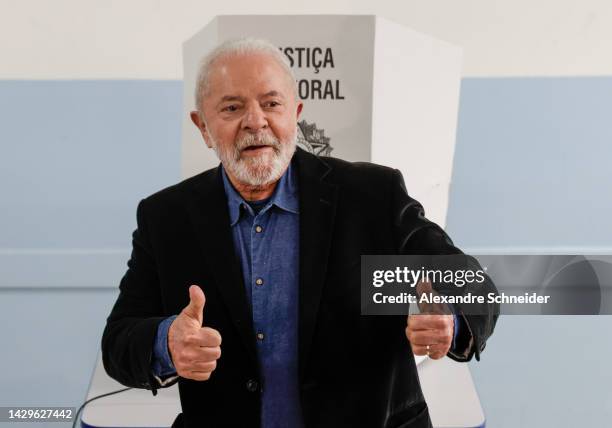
[419, 357, 485, 428]
[82, 355, 484, 428]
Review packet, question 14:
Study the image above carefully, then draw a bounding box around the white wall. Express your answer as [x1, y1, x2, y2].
[3, 0, 612, 78]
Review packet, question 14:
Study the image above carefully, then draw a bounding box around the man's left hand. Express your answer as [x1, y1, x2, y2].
[405, 281, 455, 360]
[406, 313, 454, 360]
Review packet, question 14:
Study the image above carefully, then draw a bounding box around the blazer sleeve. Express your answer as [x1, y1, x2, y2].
[389, 168, 499, 362]
[101, 198, 177, 396]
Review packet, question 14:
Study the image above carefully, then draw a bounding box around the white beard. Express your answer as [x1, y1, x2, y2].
[210, 128, 297, 187]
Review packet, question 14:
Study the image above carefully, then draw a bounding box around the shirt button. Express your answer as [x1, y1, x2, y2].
[255, 225, 263, 233]
[255, 278, 264, 286]
[256, 332, 265, 341]
[246, 379, 259, 392]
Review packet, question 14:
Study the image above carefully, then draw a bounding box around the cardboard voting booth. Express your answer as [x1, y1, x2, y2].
[181, 15, 462, 227]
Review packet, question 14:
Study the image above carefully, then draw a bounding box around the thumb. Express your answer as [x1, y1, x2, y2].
[416, 280, 452, 315]
[416, 280, 435, 314]
[183, 284, 205, 325]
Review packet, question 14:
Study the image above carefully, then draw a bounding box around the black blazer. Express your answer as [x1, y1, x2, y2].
[102, 148, 498, 428]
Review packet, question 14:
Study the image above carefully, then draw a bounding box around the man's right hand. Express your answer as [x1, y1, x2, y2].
[168, 285, 222, 381]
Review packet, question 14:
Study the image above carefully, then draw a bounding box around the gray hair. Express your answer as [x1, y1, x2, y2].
[194, 37, 298, 111]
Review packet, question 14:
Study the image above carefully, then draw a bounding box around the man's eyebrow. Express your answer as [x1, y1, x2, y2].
[260, 90, 286, 99]
[217, 95, 245, 104]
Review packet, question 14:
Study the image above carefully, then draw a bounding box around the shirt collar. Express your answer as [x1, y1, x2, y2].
[221, 159, 300, 226]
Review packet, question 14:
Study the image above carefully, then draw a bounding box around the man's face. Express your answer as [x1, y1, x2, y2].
[191, 52, 303, 187]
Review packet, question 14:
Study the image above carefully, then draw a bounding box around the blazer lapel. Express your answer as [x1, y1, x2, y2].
[183, 167, 258, 366]
[295, 149, 338, 380]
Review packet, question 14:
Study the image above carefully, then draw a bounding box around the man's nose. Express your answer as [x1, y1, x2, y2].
[242, 103, 268, 132]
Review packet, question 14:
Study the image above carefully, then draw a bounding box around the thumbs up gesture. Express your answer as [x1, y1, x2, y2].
[168, 285, 222, 381]
[405, 281, 455, 360]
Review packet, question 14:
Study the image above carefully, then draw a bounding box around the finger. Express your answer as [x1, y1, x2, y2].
[427, 343, 448, 360]
[406, 328, 452, 346]
[187, 360, 217, 373]
[182, 285, 206, 325]
[180, 345, 221, 363]
[411, 344, 428, 356]
[411, 343, 448, 358]
[408, 314, 453, 331]
[187, 327, 221, 347]
[175, 351, 220, 373]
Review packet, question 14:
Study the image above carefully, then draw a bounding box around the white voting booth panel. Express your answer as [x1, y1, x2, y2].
[181, 15, 462, 227]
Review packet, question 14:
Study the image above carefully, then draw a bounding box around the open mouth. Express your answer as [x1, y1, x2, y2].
[242, 145, 271, 153]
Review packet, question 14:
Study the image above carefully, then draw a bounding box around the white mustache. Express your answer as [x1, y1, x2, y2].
[236, 133, 281, 152]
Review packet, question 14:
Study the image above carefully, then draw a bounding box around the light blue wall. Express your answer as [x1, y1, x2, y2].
[0, 81, 182, 288]
[447, 77, 612, 251]
[0, 81, 182, 249]
[1, 78, 611, 427]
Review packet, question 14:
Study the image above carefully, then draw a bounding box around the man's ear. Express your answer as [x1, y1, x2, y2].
[190, 110, 213, 148]
[296, 101, 304, 121]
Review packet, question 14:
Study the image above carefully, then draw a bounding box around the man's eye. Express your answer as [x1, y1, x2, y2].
[222, 105, 238, 112]
[265, 101, 280, 108]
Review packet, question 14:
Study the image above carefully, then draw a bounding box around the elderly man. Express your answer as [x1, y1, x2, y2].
[102, 38, 497, 428]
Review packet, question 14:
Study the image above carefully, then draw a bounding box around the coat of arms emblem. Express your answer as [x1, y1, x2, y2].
[297, 120, 333, 157]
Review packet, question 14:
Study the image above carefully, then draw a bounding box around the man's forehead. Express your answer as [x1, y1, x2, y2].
[206, 53, 293, 97]
[218, 90, 286, 102]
